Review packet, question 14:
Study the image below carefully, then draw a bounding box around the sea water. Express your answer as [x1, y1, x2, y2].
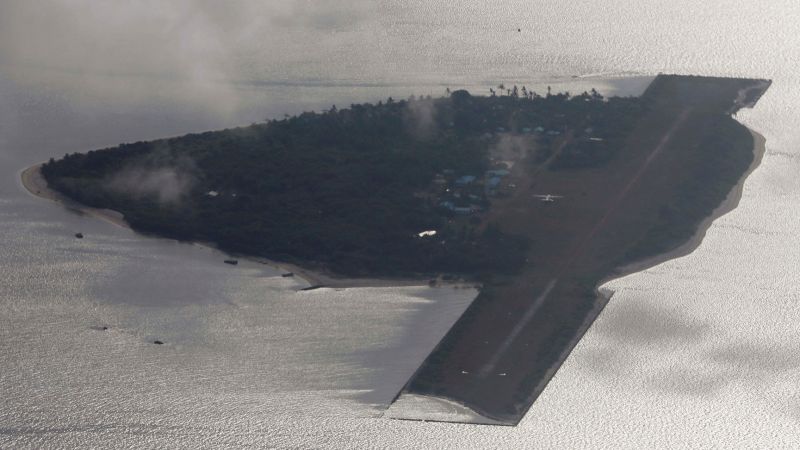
[1, 0, 799, 447]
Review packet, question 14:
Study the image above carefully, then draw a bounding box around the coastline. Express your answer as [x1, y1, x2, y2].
[23, 125, 767, 426]
[602, 127, 766, 286]
[384, 393, 504, 426]
[516, 126, 767, 422]
[20, 163, 473, 290]
[420, 126, 768, 425]
[20, 163, 129, 230]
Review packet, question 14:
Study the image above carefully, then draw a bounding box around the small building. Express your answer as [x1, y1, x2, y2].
[534, 126, 545, 133]
[455, 175, 477, 186]
[522, 127, 532, 133]
[440, 200, 475, 215]
[487, 177, 502, 189]
[486, 169, 510, 177]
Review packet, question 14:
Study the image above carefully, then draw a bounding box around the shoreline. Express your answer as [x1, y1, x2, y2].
[601, 127, 766, 286]
[384, 393, 505, 426]
[520, 126, 767, 422]
[20, 163, 130, 230]
[391, 126, 767, 425]
[23, 127, 767, 426]
[20, 163, 475, 290]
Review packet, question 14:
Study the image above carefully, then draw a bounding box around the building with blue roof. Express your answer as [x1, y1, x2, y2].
[455, 175, 477, 186]
[486, 169, 510, 177]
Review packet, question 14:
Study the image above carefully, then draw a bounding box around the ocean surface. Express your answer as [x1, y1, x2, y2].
[1, 1, 799, 447]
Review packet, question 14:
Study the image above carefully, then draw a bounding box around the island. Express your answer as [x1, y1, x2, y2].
[28, 74, 770, 425]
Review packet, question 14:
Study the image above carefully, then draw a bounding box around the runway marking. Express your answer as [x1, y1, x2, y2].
[477, 109, 692, 379]
[478, 278, 558, 377]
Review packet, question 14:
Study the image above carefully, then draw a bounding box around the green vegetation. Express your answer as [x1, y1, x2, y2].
[401, 75, 770, 425]
[40, 75, 770, 425]
[41, 87, 641, 279]
[622, 114, 754, 263]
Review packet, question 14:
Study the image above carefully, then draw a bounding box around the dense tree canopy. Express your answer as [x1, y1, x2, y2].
[41, 88, 644, 278]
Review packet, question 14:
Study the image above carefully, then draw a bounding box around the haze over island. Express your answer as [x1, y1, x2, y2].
[26, 74, 770, 424]
[5, 0, 800, 446]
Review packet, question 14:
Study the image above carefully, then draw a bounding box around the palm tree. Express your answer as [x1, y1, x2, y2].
[498, 83, 505, 95]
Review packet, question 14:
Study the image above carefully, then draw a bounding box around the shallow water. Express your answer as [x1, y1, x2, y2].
[1, 0, 800, 447]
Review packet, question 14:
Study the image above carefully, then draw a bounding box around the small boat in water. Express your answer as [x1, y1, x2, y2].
[300, 284, 324, 291]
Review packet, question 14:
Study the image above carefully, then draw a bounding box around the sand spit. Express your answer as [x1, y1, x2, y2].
[21, 163, 129, 229]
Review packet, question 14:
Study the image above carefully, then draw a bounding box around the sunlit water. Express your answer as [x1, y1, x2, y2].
[1, 0, 799, 447]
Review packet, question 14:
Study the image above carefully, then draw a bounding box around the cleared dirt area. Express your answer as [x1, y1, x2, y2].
[398, 75, 771, 424]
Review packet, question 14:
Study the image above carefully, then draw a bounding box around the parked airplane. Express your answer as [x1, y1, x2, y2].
[533, 194, 564, 202]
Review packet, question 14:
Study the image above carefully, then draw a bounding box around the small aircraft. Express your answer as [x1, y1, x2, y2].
[533, 194, 564, 203]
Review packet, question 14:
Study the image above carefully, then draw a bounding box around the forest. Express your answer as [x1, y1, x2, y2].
[41, 87, 645, 279]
